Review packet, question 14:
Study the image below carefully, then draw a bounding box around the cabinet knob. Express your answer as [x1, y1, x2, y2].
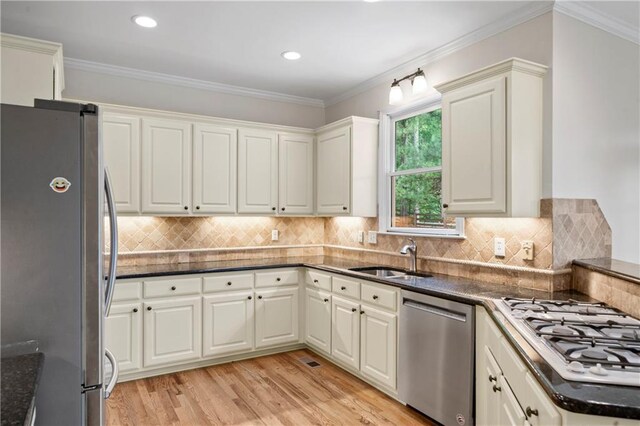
[147, 306, 152, 311]
[341, 286, 346, 290]
[258, 295, 263, 299]
[324, 299, 329, 303]
[342, 206, 347, 211]
[171, 286, 176, 291]
[248, 296, 252, 300]
[313, 279, 319, 283]
[492, 385, 501, 393]
[196, 206, 200, 210]
[525, 407, 539, 418]
[271, 207, 276, 211]
[373, 295, 379, 300]
[360, 310, 365, 315]
[442, 203, 449, 209]
[281, 207, 285, 211]
[133, 308, 138, 313]
[227, 281, 232, 286]
[276, 278, 281, 282]
[488, 375, 497, 383]
[184, 206, 188, 210]
[351, 308, 357, 312]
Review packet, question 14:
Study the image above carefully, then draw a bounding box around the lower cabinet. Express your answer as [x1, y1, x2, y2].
[331, 296, 360, 370]
[143, 296, 202, 367]
[360, 305, 397, 389]
[105, 302, 142, 373]
[255, 287, 300, 348]
[305, 288, 332, 354]
[203, 291, 254, 357]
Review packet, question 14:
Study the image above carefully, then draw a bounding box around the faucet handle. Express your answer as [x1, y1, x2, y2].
[407, 238, 416, 247]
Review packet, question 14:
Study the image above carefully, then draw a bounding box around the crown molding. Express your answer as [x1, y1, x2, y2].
[0, 32, 62, 55]
[323, 1, 554, 107]
[553, 1, 639, 45]
[64, 57, 325, 108]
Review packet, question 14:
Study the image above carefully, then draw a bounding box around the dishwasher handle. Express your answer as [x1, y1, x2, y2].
[403, 298, 468, 322]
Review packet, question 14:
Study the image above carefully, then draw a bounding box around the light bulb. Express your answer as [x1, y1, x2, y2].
[412, 73, 428, 95]
[132, 15, 157, 28]
[389, 84, 403, 105]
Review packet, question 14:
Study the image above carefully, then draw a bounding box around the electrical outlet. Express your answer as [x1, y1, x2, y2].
[357, 230, 365, 243]
[271, 229, 279, 241]
[522, 240, 534, 261]
[494, 237, 506, 257]
[368, 231, 377, 244]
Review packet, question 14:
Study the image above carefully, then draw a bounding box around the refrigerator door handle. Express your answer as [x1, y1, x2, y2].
[104, 348, 119, 399]
[104, 168, 118, 316]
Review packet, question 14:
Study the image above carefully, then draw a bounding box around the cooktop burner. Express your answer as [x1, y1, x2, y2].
[496, 297, 640, 387]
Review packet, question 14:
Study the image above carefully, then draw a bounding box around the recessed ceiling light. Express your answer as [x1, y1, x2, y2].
[363, 0, 381, 2]
[132, 15, 157, 28]
[281, 51, 301, 61]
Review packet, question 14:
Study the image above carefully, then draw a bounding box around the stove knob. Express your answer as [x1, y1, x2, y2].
[567, 361, 585, 373]
[589, 363, 609, 376]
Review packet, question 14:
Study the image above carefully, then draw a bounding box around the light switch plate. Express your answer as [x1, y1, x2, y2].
[271, 230, 279, 241]
[357, 231, 365, 243]
[522, 240, 534, 261]
[368, 231, 377, 244]
[494, 237, 506, 257]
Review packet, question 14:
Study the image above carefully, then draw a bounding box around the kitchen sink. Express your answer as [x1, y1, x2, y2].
[349, 266, 431, 279]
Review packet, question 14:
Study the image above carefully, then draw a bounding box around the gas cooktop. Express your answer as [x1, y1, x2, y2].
[496, 297, 640, 387]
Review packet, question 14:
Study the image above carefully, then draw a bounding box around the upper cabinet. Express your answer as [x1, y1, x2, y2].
[237, 129, 278, 214]
[141, 118, 192, 214]
[193, 124, 237, 214]
[278, 133, 314, 215]
[316, 117, 378, 217]
[436, 58, 547, 217]
[0, 33, 64, 106]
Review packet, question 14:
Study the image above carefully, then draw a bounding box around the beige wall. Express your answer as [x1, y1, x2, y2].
[63, 67, 326, 128]
[552, 12, 640, 264]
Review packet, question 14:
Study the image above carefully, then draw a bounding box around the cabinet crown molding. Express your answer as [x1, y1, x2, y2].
[434, 57, 548, 94]
[315, 116, 379, 134]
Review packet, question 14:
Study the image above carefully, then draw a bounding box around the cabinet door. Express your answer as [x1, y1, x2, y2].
[192, 124, 237, 214]
[103, 114, 141, 213]
[331, 296, 360, 369]
[105, 302, 142, 373]
[442, 77, 506, 215]
[141, 118, 192, 214]
[203, 291, 254, 357]
[255, 288, 299, 348]
[238, 129, 278, 214]
[316, 126, 351, 214]
[278, 133, 314, 215]
[143, 297, 201, 367]
[476, 345, 502, 426]
[360, 305, 397, 389]
[498, 375, 528, 426]
[521, 373, 561, 426]
[305, 288, 331, 354]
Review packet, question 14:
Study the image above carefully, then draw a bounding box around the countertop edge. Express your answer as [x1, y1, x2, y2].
[573, 259, 640, 286]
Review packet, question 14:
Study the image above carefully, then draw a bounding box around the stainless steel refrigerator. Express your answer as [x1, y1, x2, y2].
[1, 99, 119, 425]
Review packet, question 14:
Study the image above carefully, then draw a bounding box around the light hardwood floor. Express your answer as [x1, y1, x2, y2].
[106, 349, 435, 425]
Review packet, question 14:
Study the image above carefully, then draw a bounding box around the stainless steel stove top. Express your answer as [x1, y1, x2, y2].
[496, 297, 640, 387]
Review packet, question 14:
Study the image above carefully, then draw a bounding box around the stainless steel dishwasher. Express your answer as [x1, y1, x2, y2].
[398, 290, 474, 426]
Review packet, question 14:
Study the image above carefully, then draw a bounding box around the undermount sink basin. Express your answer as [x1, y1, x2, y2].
[349, 266, 432, 279]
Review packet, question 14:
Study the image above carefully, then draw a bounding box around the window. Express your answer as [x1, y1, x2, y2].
[380, 100, 463, 236]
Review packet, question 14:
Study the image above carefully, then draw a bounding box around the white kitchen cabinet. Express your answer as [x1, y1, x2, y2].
[278, 133, 314, 215]
[316, 117, 378, 217]
[103, 114, 141, 213]
[476, 345, 503, 426]
[143, 296, 201, 367]
[360, 305, 397, 389]
[105, 302, 142, 373]
[193, 124, 237, 214]
[203, 291, 254, 357]
[436, 58, 547, 217]
[0, 33, 64, 106]
[305, 288, 331, 354]
[238, 129, 278, 214]
[498, 375, 529, 426]
[255, 287, 299, 348]
[331, 296, 360, 370]
[141, 118, 192, 214]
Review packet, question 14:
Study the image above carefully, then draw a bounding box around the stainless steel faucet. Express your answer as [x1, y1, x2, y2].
[400, 238, 417, 273]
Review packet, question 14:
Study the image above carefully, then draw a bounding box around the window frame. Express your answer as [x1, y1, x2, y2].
[378, 95, 464, 237]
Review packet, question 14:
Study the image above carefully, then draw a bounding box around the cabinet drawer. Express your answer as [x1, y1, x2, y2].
[360, 282, 397, 311]
[305, 270, 331, 291]
[255, 269, 299, 288]
[143, 277, 202, 298]
[113, 281, 142, 302]
[498, 335, 528, 396]
[332, 276, 360, 300]
[203, 273, 254, 293]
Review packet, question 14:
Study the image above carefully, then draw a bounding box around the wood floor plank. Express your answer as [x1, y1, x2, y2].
[106, 349, 435, 426]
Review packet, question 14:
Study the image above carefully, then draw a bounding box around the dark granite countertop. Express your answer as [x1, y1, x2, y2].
[574, 258, 640, 285]
[116, 256, 640, 420]
[1, 343, 44, 426]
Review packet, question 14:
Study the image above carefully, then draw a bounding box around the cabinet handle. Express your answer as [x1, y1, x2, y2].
[351, 308, 357, 312]
[342, 206, 347, 211]
[196, 206, 200, 210]
[276, 278, 281, 282]
[171, 286, 176, 291]
[492, 385, 501, 393]
[488, 375, 497, 383]
[133, 308, 138, 313]
[525, 407, 539, 417]
[248, 296, 252, 300]
[184, 206, 188, 210]
[341, 286, 346, 290]
[271, 207, 276, 211]
[281, 207, 285, 211]
[442, 203, 449, 208]
[227, 281, 232, 286]
[324, 299, 329, 303]
[313, 279, 319, 283]
[258, 295, 263, 299]
[147, 306, 152, 311]
[373, 295, 379, 300]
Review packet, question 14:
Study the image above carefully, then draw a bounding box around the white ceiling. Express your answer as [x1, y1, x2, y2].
[1, 1, 637, 104]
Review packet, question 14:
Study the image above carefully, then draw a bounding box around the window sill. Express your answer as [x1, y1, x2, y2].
[376, 230, 467, 240]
